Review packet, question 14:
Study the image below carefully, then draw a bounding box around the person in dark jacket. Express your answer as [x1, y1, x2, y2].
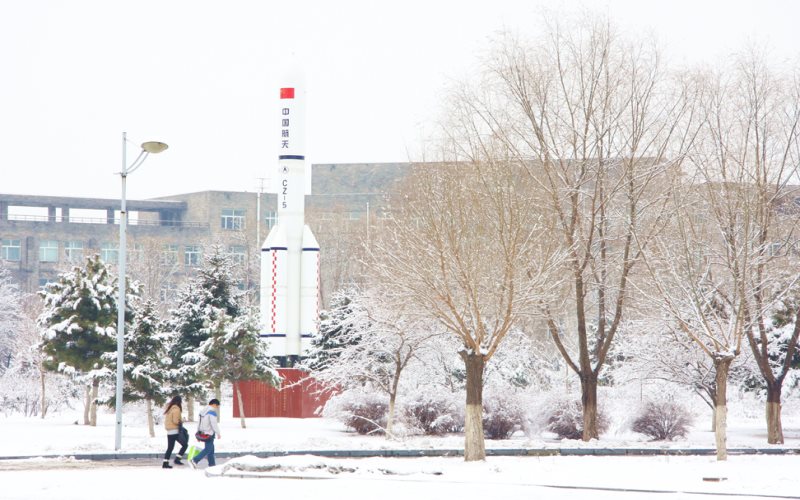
[162, 395, 188, 468]
[190, 399, 221, 468]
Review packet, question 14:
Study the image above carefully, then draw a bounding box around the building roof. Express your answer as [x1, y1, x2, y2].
[0, 193, 186, 212]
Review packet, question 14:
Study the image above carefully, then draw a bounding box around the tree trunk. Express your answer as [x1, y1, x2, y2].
[713, 356, 732, 461]
[146, 398, 155, 438]
[215, 383, 222, 423]
[765, 384, 784, 445]
[387, 392, 397, 437]
[581, 373, 599, 441]
[235, 382, 247, 429]
[40, 370, 47, 419]
[187, 395, 195, 422]
[704, 391, 717, 432]
[89, 378, 99, 427]
[386, 365, 403, 437]
[83, 385, 91, 425]
[461, 352, 486, 462]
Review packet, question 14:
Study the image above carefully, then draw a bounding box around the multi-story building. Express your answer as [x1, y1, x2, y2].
[0, 163, 407, 304]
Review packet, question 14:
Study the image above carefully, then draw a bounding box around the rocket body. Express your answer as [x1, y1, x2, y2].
[260, 78, 319, 358]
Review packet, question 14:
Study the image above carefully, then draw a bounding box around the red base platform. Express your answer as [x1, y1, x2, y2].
[232, 369, 332, 418]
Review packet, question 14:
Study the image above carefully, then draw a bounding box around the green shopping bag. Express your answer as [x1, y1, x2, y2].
[186, 445, 200, 461]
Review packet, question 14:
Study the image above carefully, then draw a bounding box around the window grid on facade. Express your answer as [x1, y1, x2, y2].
[160, 281, 178, 303]
[130, 243, 144, 263]
[64, 241, 84, 262]
[184, 245, 201, 267]
[101, 242, 119, 264]
[221, 209, 245, 230]
[228, 245, 246, 265]
[265, 211, 278, 230]
[39, 240, 59, 262]
[162, 243, 179, 266]
[1, 239, 21, 261]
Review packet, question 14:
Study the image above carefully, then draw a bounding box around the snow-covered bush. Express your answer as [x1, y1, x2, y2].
[482, 390, 525, 439]
[404, 387, 464, 435]
[631, 399, 693, 441]
[0, 367, 77, 417]
[322, 389, 388, 435]
[527, 393, 609, 440]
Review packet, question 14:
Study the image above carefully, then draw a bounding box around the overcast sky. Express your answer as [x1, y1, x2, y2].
[1, 0, 798, 201]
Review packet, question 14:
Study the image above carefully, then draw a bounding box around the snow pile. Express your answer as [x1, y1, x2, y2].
[208, 454, 444, 479]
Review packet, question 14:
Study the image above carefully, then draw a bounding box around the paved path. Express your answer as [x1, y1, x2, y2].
[1, 446, 798, 465]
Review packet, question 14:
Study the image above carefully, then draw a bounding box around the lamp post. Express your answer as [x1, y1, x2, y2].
[116, 131, 168, 450]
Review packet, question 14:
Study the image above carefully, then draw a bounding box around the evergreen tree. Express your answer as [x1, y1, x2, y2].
[165, 246, 243, 417]
[102, 298, 170, 437]
[38, 254, 125, 426]
[303, 288, 361, 371]
[197, 307, 279, 428]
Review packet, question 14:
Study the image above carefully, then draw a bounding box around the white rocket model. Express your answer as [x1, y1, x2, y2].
[260, 75, 320, 359]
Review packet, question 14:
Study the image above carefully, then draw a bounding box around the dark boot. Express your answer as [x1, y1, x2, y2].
[174, 455, 184, 465]
[162, 460, 173, 469]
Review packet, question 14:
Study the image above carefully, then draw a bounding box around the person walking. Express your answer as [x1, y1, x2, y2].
[190, 398, 221, 468]
[162, 395, 188, 469]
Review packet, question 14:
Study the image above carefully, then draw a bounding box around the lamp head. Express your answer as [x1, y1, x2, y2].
[141, 141, 168, 154]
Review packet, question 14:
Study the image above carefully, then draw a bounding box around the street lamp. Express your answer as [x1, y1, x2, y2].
[116, 131, 168, 450]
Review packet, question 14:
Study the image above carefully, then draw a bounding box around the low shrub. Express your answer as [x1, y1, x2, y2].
[321, 390, 388, 435]
[404, 390, 464, 435]
[530, 395, 609, 440]
[631, 400, 693, 441]
[482, 391, 525, 439]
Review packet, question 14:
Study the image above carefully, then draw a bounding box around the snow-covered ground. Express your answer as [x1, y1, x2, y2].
[2, 401, 799, 500]
[3, 453, 798, 500]
[2, 399, 798, 457]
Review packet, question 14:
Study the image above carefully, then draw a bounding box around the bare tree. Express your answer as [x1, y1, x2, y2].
[736, 54, 800, 445]
[0, 264, 22, 371]
[447, 15, 695, 440]
[305, 286, 441, 436]
[127, 236, 182, 311]
[307, 203, 372, 306]
[640, 55, 800, 457]
[371, 158, 560, 461]
[615, 319, 743, 432]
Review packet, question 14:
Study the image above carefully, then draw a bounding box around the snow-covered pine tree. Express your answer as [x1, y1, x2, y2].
[165, 246, 243, 419]
[38, 254, 126, 426]
[303, 288, 361, 371]
[196, 245, 242, 317]
[102, 298, 170, 437]
[196, 307, 279, 428]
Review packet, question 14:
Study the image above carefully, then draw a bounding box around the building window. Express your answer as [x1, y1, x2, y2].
[1, 239, 21, 261]
[64, 241, 84, 263]
[130, 243, 144, 263]
[160, 281, 178, 303]
[101, 242, 119, 264]
[228, 245, 246, 265]
[184, 245, 202, 267]
[265, 211, 278, 230]
[40, 240, 59, 263]
[162, 244, 179, 266]
[221, 209, 245, 230]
